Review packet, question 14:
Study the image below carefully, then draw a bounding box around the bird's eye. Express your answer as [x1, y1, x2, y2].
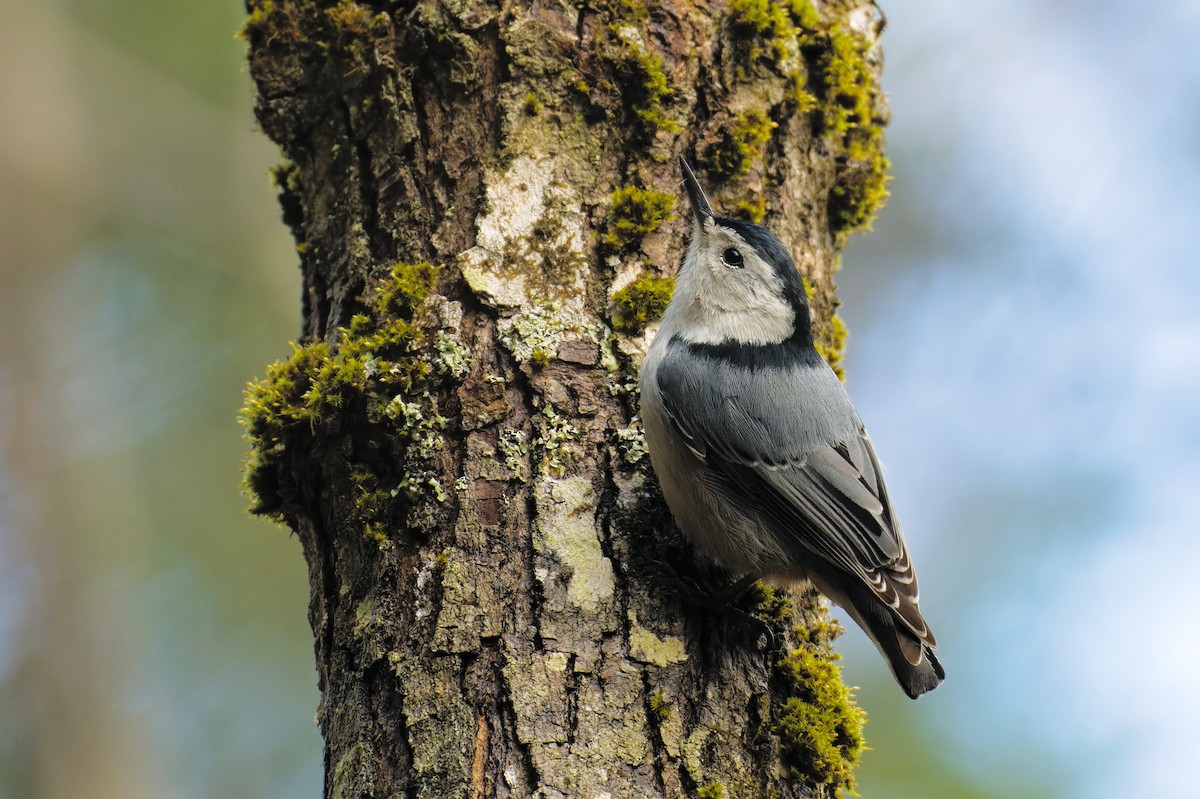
[721, 247, 744, 268]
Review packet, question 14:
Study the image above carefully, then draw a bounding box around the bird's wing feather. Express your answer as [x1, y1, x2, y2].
[654, 347, 934, 645]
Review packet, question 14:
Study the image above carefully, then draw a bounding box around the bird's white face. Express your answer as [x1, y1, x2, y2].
[666, 218, 798, 346]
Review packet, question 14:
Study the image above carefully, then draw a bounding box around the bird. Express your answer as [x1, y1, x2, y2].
[638, 156, 944, 698]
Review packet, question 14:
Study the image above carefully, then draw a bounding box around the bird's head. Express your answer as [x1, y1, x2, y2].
[671, 157, 812, 349]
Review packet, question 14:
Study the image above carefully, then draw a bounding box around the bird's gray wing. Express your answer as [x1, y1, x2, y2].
[654, 348, 934, 646]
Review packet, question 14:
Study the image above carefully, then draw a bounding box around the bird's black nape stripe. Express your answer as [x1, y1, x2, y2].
[715, 215, 810, 311]
[671, 325, 824, 370]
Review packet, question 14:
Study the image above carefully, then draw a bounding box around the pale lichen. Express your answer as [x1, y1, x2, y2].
[627, 611, 688, 666]
[537, 404, 582, 477]
[499, 428, 530, 475]
[500, 304, 586, 366]
[534, 477, 616, 614]
[615, 420, 648, 465]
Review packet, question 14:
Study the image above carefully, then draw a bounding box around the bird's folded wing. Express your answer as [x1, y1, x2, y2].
[655, 372, 934, 646]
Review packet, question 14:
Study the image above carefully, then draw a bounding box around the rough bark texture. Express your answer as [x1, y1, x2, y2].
[240, 0, 891, 797]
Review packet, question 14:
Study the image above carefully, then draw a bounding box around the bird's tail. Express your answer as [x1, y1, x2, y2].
[838, 582, 945, 699]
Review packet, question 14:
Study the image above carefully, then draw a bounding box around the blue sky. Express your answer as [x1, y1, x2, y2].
[837, 1, 1200, 796]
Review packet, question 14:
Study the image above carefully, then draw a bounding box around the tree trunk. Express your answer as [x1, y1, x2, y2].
[240, 0, 890, 796]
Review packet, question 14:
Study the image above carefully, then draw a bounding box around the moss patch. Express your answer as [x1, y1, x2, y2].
[728, 0, 797, 64]
[324, 0, 388, 37]
[735, 195, 767, 223]
[647, 688, 674, 721]
[240, 261, 454, 525]
[241, 0, 393, 69]
[717, 0, 890, 237]
[240, 0, 302, 44]
[817, 26, 890, 235]
[774, 645, 866, 795]
[813, 311, 848, 380]
[605, 23, 682, 137]
[747, 583, 864, 793]
[726, 0, 823, 86]
[610, 274, 674, 334]
[374, 261, 439, 318]
[603, 185, 676, 250]
[585, 0, 682, 138]
[702, 109, 777, 180]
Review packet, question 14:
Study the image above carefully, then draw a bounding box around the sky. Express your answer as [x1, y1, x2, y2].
[836, 1, 1200, 796]
[1, 1, 1198, 798]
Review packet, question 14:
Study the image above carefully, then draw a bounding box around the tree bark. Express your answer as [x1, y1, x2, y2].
[240, 0, 891, 796]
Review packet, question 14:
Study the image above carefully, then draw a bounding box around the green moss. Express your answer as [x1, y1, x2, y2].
[746, 580, 864, 793]
[240, 342, 328, 518]
[697, 784, 726, 799]
[819, 28, 871, 139]
[729, 0, 781, 35]
[728, 0, 796, 64]
[735, 195, 767, 223]
[610, 274, 674, 334]
[580, 0, 681, 136]
[523, 91, 543, 115]
[325, 0, 387, 35]
[829, 146, 889, 236]
[269, 160, 300, 191]
[594, 0, 651, 23]
[787, 0, 821, 29]
[727, 0, 824, 74]
[774, 646, 866, 795]
[720, 0, 889, 236]
[812, 25, 891, 235]
[813, 312, 848, 380]
[350, 469, 395, 543]
[603, 185, 676, 250]
[375, 261, 440, 318]
[240, 260, 451, 521]
[787, 79, 820, 111]
[604, 24, 682, 136]
[648, 689, 674, 721]
[236, 0, 300, 43]
[702, 109, 777, 180]
[749, 581, 794, 621]
[319, 0, 396, 66]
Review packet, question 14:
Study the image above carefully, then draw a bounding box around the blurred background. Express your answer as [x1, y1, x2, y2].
[1, 0, 1196, 797]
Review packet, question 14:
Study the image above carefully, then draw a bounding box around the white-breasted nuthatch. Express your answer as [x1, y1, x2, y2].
[639, 157, 943, 698]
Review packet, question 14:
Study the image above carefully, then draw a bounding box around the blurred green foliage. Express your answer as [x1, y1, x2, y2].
[0, 2, 320, 797]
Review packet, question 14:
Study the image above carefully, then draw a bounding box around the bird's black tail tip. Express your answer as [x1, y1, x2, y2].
[897, 648, 945, 699]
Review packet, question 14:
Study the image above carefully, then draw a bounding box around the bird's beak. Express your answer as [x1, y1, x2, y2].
[679, 156, 713, 226]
